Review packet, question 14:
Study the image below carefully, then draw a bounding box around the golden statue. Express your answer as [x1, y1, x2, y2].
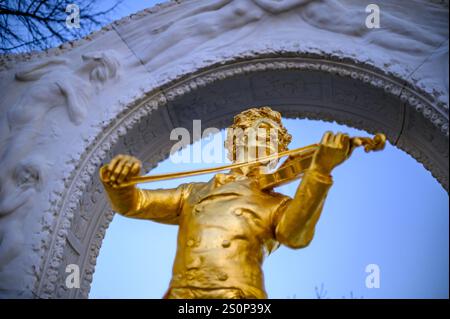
[99, 107, 385, 299]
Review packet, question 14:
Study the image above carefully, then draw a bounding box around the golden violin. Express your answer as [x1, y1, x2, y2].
[258, 133, 386, 190]
[119, 133, 386, 189]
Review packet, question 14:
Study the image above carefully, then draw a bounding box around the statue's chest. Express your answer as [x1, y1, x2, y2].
[181, 179, 274, 234]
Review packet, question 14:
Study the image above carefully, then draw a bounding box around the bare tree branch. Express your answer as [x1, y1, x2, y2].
[0, 0, 123, 53]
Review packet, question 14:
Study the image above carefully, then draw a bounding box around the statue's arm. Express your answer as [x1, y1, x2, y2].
[272, 132, 350, 248]
[252, 0, 312, 14]
[272, 169, 332, 248]
[14, 58, 68, 81]
[99, 155, 192, 225]
[54, 80, 88, 125]
[100, 177, 191, 225]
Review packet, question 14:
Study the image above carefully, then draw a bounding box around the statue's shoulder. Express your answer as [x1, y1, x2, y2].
[181, 180, 209, 194]
[263, 188, 292, 206]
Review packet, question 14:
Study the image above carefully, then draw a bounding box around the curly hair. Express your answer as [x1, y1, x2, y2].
[225, 107, 292, 161]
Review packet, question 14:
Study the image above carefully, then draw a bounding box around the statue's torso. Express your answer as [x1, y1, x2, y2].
[169, 172, 289, 298]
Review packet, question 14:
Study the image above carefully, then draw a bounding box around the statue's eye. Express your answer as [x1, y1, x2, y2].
[16, 166, 39, 189]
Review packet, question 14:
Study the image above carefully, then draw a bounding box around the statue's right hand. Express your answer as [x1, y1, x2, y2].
[100, 155, 142, 187]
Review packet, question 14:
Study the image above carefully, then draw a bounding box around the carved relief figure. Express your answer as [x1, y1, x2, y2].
[298, 0, 447, 54]
[0, 51, 120, 292]
[0, 155, 47, 293]
[1, 50, 120, 168]
[141, 0, 447, 70]
[141, 0, 311, 68]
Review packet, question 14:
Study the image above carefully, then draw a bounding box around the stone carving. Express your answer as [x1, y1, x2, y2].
[141, 0, 312, 68]
[0, 155, 48, 295]
[140, 0, 448, 70]
[2, 51, 120, 167]
[299, 0, 447, 54]
[0, 50, 120, 296]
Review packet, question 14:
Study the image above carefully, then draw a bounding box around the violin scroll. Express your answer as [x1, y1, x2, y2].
[350, 133, 386, 153]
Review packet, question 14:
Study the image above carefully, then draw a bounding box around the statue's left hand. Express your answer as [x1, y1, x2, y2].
[309, 132, 350, 175]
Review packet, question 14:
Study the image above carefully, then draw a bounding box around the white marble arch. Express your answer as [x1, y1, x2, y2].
[0, 0, 447, 298]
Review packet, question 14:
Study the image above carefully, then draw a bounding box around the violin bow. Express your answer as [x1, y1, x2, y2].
[114, 133, 386, 188]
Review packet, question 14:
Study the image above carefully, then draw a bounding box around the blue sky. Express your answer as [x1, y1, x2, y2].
[90, 119, 449, 299]
[84, 0, 448, 299]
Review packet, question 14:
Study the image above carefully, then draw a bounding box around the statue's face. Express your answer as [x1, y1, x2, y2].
[0, 158, 42, 216]
[233, 120, 282, 168]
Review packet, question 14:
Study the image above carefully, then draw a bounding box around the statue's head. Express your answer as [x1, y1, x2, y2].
[225, 107, 292, 166]
[82, 50, 120, 85]
[0, 155, 46, 216]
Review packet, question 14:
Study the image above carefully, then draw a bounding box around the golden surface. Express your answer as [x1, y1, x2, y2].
[99, 107, 385, 299]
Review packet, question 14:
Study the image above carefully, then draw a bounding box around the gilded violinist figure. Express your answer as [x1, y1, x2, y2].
[99, 107, 378, 299]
